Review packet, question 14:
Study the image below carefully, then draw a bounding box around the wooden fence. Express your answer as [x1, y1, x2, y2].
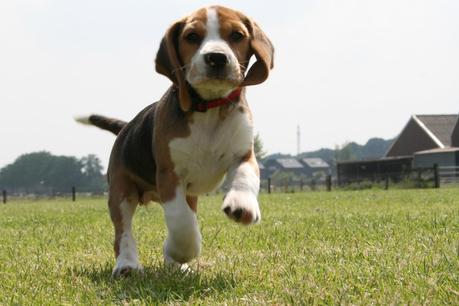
[1, 165, 458, 203]
[261, 164, 459, 193]
[2, 186, 79, 204]
[260, 175, 334, 193]
[438, 166, 459, 185]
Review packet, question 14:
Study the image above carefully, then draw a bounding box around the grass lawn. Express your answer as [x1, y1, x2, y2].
[1, 189, 459, 305]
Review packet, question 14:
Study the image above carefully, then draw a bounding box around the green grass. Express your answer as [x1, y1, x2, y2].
[1, 189, 459, 305]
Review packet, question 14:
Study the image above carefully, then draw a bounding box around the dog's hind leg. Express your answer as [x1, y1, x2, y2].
[109, 189, 143, 277]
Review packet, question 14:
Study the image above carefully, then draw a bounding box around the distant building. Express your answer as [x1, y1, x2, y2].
[453, 117, 459, 147]
[386, 114, 458, 157]
[264, 158, 304, 177]
[413, 148, 459, 168]
[338, 114, 459, 184]
[337, 156, 413, 184]
[299, 158, 330, 177]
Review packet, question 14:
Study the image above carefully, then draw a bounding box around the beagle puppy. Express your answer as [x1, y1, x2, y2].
[77, 5, 274, 277]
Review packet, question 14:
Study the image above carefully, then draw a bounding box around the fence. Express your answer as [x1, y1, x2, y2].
[261, 164, 458, 193]
[0, 186, 101, 204]
[438, 166, 459, 185]
[2, 166, 458, 203]
[335, 164, 459, 190]
[260, 175, 334, 193]
[336, 165, 438, 189]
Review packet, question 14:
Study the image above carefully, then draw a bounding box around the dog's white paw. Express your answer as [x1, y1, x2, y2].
[112, 259, 143, 278]
[164, 254, 193, 273]
[222, 190, 261, 225]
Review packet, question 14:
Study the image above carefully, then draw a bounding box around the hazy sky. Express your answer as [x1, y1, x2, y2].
[1, 0, 458, 169]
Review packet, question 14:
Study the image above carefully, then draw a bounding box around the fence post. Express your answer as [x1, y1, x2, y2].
[336, 165, 341, 186]
[72, 186, 76, 202]
[300, 178, 304, 191]
[2, 190, 6, 204]
[267, 177, 271, 194]
[417, 169, 422, 188]
[326, 175, 332, 191]
[385, 176, 389, 190]
[433, 164, 440, 188]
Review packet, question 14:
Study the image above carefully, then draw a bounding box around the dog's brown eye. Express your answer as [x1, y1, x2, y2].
[230, 31, 244, 42]
[185, 32, 201, 44]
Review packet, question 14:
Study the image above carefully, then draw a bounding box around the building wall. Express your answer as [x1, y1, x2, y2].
[263, 159, 305, 177]
[303, 165, 329, 176]
[337, 157, 413, 184]
[386, 118, 439, 157]
[413, 152, 457, 168]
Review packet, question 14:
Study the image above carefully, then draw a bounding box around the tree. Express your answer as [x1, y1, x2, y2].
[254, 133, 267, 161]
[334, 141, 357, 162]
[0, 151, 106, 194]
[0, 151, 55, 192]
[46, 155, 85, 192]
[80, 154, 106, 193]
[81, 154, 104, 177]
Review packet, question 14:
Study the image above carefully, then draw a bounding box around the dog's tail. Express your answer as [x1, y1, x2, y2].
[75, 114, 127, 136]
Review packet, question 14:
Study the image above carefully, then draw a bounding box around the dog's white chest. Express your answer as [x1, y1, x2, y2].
[169, 108, 253, 195]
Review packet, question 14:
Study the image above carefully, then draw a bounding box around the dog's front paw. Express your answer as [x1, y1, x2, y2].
[164, 254, 193, 273]
[222, 190, 261, 225]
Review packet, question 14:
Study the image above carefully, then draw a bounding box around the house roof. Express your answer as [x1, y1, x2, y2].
[385, 114, 459, 157]
[338, 155, 413, 165]
[301, 158, 329, 168]
[414, 114, 458, 147]
[454, 117, 459, 147]
[414, 147, 459, 155]
[274, 158, 304, 169]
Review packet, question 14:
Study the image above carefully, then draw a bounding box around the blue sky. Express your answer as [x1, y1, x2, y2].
[1, 0, 458, 169]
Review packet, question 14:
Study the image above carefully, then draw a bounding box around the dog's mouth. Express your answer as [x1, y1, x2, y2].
[186, 60, 243, 99]
[204, 67, 236, 79]
[190, 79, 240, 101]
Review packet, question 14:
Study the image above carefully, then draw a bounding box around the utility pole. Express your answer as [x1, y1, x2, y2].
[297, 125, 301, 155]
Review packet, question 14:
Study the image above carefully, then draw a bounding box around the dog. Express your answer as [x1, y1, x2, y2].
[76, 5, 274, 277]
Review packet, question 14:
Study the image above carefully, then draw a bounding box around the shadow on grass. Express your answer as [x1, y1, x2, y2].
[70, 263, 237, 303]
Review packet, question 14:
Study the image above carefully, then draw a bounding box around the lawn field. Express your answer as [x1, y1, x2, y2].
[1, 189, 459, 305]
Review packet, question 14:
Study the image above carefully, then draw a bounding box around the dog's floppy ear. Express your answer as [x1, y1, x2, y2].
[155, 20, 192, 112]
[242, 20, 275, 86]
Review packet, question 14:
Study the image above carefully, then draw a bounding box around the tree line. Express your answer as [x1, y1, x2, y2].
[0, 151, 107, 195]
[0, 134, 268, 196]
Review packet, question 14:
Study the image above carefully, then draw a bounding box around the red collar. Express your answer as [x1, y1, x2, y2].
[192, 88, 242, 112]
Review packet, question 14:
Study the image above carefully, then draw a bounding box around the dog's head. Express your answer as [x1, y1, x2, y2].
[155, 6, 274, 111]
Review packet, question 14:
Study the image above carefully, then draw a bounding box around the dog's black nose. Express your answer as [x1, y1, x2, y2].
[204, 52, 228, 69]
